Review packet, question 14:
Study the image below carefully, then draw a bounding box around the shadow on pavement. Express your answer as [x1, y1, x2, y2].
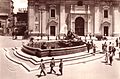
[36, 74, 44, 78]
[115, 58, 120, 61]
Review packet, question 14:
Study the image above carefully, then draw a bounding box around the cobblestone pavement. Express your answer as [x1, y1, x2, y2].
[0, 36, 120, 79]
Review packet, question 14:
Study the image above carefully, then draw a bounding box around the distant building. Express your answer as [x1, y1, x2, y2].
[14, 8, 28, 35]
[28, 0, 120, 36]
[0, 0, 14, 35]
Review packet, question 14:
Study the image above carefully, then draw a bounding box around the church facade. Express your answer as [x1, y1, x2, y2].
[28, 0, 120, 36]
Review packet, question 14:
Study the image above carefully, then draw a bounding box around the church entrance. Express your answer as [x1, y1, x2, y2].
[75, 17, 84, 36]
[104, 26, 109, 36]
[50, 26, 55, 36]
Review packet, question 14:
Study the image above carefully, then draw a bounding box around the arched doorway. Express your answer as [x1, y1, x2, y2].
[75, 17, 84, 36]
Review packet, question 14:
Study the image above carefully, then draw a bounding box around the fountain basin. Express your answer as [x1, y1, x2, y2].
[22, 40, 87, 57]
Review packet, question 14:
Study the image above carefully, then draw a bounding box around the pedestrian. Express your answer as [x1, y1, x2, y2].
[109, 52, 113, 66]
[86, 41, 91, 53]
[103, 42, 107, 53]
[102, 44, 104, 53]
[59, 59, 63, 75]
[112, 46, 116, 56]
[89, 33, 92, 39]
[93, 44, 97, 55]
[39, 59, 46, 76]
[108, 42, 112, 54]
[50, 58, 56, 74]
[104, 42, 107, 48]
[116, 38, 118, 47]
[104, 46, 108, 63]
[90, 40, 93, 48]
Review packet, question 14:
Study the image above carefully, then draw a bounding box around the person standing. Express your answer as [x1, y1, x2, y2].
[89, 33, 92, 39]
[59, 59, 63, 75]
[39, 59, 46, 76]
[109, 52, 113, 66]
[90, 40, 93, 48]
[103, 42, 107, 53]
[116, 38, 118, 47]
[92, 44, 97, 55]
[112, 46, 116, 56]
[108, 42, 112, 54]
[104, 46, 108, 63]
[86, 42, 91, 53]
[50, 58, 56, 74]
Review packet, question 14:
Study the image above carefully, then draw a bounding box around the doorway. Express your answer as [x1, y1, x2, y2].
[75, 17, 84, 36]
[50, 26, 55, 36]
[104, 26, 108, 36]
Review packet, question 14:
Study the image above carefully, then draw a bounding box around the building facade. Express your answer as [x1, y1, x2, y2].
[14, 8, 28, 35]
[28, 0, 120, 36]
[0, 0, 14, 35]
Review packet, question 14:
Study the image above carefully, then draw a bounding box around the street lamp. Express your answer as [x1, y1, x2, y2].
[38, 6, 46, 39]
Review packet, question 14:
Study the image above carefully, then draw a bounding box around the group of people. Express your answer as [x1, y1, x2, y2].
[102, 42, 116, 65]
[86, 40, 97, 55]
[39, 58, 63, 77]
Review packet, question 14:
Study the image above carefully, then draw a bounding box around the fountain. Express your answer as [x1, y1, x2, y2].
[22, 31, 87, 57]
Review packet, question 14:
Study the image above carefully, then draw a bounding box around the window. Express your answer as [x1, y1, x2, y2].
[0, 21, 1, 28]
[77, 1, 83, 6]
[104, 10, 108, 18]
[51, 9, 55, 17]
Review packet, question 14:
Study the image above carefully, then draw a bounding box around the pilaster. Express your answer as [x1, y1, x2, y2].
[94, 5, 100, 34]
[113, 5, 120, 36]
[60, 3, 67, 34]
[28, 2, 35, 32]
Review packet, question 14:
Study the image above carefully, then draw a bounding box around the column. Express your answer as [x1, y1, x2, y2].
[60, 3, 67, 34]
[114, 5, 120, 36]
[94, 6, 100, 34]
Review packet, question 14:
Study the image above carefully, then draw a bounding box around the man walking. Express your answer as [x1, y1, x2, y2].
[50, 58, 56, 74]
[39, 59, 46, 76]
[59, 59, 63, 75]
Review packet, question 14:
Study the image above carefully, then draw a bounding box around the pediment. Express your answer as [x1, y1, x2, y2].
[48, 20, 58, 25]
[102, 21, 110, 26]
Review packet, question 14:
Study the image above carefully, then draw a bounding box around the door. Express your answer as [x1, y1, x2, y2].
[75, 17, 84, 36]
[50, 26, 55, 36]
[104, 26, 108, 36]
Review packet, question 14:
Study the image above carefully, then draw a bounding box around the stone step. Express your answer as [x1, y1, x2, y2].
[4, 48, 39, 72]
[4, 47, 105, 72]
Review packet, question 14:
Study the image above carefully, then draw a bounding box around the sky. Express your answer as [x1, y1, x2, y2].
[12, 0, 27, 13]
